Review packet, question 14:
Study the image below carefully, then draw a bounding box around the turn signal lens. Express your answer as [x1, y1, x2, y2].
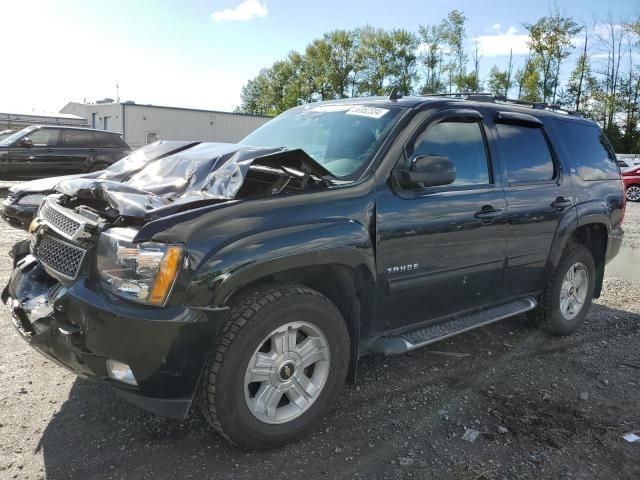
[148, 246, 183, 305]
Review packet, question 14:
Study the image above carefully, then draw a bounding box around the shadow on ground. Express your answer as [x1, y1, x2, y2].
[35, 301, 640, 480]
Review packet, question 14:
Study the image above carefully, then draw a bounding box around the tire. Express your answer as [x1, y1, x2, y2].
[626, 184, 640, 202]
[198, 284, 350, 450]
[528, 242, 596, 336]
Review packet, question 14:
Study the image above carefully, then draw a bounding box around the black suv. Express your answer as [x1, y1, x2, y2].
[2, 95, 624, 450]
[0, 125, 130, 180]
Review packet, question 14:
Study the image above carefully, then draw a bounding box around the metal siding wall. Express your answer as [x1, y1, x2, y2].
[60, 103, 123, 133]
[123, 105, 270, 148]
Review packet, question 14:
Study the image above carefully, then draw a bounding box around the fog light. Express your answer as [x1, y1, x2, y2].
[106, 359, 138, 386]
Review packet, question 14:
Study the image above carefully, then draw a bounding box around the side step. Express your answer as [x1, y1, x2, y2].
[370, 297, 537, 355]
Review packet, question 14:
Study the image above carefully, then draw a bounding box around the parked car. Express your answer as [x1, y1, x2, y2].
[0, 125, 130, 180]
[2, 95, 624, 450]
[1, 140, 197, 229]
[623, 166, 640, 201]
[616, 153, 640, 172]
[0, 129, 19, 142]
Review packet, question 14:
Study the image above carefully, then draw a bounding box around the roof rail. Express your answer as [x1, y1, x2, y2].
[422, 92, 578, 116]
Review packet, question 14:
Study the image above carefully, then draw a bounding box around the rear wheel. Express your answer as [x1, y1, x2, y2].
[626, 184, 640, 202]
[528, 243, 596, 336]
[199, 284, 350, 450]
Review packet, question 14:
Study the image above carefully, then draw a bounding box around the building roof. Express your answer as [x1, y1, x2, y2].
[0, 111, 85, 120]
[61, 101, 271, 119]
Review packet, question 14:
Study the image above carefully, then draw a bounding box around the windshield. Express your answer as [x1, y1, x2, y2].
[0, 126, 36, 146]
[239, 104, 403, 179]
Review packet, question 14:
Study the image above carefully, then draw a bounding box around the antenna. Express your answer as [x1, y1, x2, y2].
[388, 87, 403, 101]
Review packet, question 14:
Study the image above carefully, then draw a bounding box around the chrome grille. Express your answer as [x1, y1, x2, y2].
[36, 235, 86, 280]
[40, 201, 83, 239]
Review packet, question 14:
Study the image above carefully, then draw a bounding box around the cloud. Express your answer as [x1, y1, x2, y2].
[211, 0, 268, 22]
[475, 25, 529, 57]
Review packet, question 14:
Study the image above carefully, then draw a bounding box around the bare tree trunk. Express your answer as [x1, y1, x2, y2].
[575, 29, 588, 111]
[506, 49, 513, 97]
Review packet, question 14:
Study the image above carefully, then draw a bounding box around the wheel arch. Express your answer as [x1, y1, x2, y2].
[223, 261, 376, 383]
[546, 222, 608, 298]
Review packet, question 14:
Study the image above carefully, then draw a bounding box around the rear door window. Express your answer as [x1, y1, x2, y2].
[61, 130, 98, 147]
[410, 120, 491, 186]
[496, 124, 555, 183]
[27, 129, 60, 147]
[552, 120, 618, 180]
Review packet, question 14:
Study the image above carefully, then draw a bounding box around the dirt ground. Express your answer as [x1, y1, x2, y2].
[0, 195, 639, 480]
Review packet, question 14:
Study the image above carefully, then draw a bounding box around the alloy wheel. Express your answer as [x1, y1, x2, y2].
[244, 321, 331, 424]
[559, 262, 589, 321]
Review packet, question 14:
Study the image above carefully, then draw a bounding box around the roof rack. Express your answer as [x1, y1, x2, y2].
[422, 92, 578, 116]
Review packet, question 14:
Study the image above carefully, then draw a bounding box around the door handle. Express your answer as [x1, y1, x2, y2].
[474, 206, 503, 221]
[46, 148, 53, 152]
[88, 148, 97, 153]
[551, 196, 573, 209]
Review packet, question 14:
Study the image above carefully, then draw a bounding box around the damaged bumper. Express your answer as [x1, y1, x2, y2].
[0, 200, 36, 230]
[3, 254, 227, 419]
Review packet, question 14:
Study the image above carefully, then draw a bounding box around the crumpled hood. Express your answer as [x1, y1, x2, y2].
[53, 142, 333, 218]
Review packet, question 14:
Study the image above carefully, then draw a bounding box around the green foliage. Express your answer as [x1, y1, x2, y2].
[525, 7, 583, 102]
[236, 10, 640, 154]
[488, 66, 510, 97]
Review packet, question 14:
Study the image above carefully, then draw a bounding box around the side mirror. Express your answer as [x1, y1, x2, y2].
[405, 155, 456, 188]
[18, 137, 33, 148]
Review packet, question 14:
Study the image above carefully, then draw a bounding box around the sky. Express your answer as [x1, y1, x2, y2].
[0, 0, 637, 116]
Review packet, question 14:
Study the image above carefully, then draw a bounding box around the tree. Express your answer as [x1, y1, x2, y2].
[525, 7, 582, 102]
[488, 66, 509, 97]
[418, 23, 446, 93]
[302, 30, 356, 101]
[440, 9, 468, 93]
[515, 56, 542, 102]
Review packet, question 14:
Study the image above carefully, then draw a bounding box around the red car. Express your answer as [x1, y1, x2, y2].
[623, 166, 640, 202]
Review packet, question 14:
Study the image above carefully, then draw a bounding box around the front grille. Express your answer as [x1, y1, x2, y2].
[36, 235, 86, 280]
[40, 201, 83, 239]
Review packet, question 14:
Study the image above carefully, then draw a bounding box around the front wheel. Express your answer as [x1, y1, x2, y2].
[626, 184, 640, 202]
[529, 243, 596, 336]
[199, 284, 350, 450]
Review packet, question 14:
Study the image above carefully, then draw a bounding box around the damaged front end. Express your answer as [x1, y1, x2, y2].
[2, 143, 335, 418]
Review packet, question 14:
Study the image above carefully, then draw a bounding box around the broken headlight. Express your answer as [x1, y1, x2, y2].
[96, 227, 183, 306]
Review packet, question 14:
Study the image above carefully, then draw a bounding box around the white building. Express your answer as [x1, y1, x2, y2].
[0, 111, 87, 131]
[60, 101, 271, 148]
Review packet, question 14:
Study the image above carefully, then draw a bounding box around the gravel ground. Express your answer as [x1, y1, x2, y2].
[0, 201, 639, 480]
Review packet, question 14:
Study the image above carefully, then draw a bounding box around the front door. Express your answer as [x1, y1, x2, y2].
[374, 110, 508, 334]
[5, 128, 61, 179]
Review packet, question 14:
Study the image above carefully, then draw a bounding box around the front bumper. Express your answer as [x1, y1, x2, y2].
[2, 253, 228, 418]
[0, 199, 36, 230]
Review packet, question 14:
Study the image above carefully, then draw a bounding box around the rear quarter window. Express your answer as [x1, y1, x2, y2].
[552, 119, 619, 181]
[96, 132, 128, 148]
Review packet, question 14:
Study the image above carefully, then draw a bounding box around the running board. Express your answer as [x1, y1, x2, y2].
[370, 297, 537, 355]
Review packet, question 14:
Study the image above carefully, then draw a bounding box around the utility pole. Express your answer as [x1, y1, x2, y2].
[116, 84, 120, 103]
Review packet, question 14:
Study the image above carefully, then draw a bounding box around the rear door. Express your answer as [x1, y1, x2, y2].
[489, 112, 576, 297]
[58, 129, 98, 173]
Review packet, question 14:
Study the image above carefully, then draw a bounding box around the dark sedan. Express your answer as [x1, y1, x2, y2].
[0, 125, 130, 180]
